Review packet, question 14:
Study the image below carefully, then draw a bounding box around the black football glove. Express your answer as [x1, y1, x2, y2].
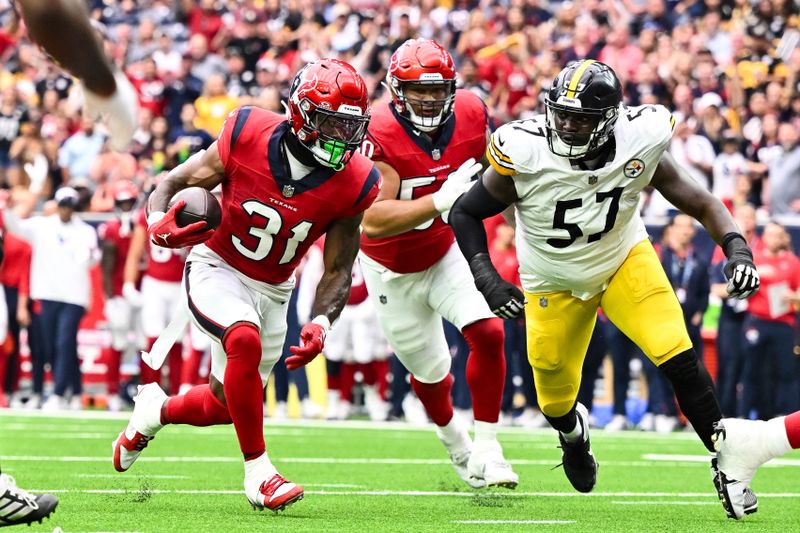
[469, 253, 527, 319]
[722, 233, 760, 299]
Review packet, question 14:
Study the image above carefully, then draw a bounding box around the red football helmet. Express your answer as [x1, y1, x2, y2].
[287, 59, 370, 170]
[386, 39, 457, 132]
[112, 180, 139, 210]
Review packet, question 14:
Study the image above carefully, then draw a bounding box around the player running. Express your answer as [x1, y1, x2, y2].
[356, 39, 516, 488]
[450, 60, 760, 517]
[112, 59, 380, 512]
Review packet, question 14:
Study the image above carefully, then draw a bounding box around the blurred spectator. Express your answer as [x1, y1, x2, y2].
[193, 73, 237, 137]
[186, 33, 226, 81]
[0, 86, 30, 185]
[711, 204, 759, 417]
[166, 103, 212, 168]
[57, 114, 105, 186]
[767, 123, 800, 218]
[712, 132, 748, 206]
[743, 222, 800, 419]
[670, 118, 715, 191]
[3, 187, 98, 411]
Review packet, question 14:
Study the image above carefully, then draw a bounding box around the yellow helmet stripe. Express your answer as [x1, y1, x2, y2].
[565, 59, 596, 99]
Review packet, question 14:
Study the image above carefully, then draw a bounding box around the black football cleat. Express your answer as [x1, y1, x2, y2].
[556, 403, 598, 493]
[0, 474, 59, 528]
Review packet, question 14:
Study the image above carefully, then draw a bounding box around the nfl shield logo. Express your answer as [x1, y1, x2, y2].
[539, 297, 548, 308]
[379, 295, 388, 304]
[282, 185, 295, 198]
[588, 175, 598, 185]
[432, 149, 441, 161]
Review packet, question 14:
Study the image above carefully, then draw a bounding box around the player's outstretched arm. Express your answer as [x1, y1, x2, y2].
[651, 152, 759, 299]
[286, 213, 363, 370]
[450, 168, 525, 319]
[362, 159, 482, 238]
[147, 142, 225, 215]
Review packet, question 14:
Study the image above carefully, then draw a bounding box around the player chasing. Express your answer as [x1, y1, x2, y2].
[355, 39, 517, 488]
[112, 59, 381, 512]
[450, 60, 761, 519]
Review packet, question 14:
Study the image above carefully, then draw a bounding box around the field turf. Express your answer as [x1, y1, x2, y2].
[1, 410, 799, 532]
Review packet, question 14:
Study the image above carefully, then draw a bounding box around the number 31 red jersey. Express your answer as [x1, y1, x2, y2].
[206, 106, 381, 285]
[359, 90, 488, 273]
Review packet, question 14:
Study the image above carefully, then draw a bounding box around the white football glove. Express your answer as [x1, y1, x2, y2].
[431, 157, 483, 213]
[122, 282, 143, 307]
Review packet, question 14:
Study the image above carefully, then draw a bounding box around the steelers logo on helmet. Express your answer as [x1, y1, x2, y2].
[544, 60, 623, 158]
[386, 39, 457, 133]
[287, 59, 370, 170]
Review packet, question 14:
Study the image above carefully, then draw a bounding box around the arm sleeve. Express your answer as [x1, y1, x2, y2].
[450, 179, 512, 261]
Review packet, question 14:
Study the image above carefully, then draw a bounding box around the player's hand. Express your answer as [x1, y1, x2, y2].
[148, 200, 214, 248]
[122, 282, 143, 307]
[469, 253, 527, 319]
[724, 259, 760, 299]
[286, 322, 328, 370]
[431, 157, 482, 213]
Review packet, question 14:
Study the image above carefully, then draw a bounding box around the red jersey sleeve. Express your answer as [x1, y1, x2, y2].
[341, 161, 382, 218]
[216, 107, 245, 172]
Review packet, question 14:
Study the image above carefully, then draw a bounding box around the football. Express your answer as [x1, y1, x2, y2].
[167, 187, 222, 230]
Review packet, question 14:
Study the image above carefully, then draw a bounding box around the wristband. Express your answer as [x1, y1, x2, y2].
[721, 232, 749, 259]
[146, 211, 165, 227]
[311, 314, 331, 333]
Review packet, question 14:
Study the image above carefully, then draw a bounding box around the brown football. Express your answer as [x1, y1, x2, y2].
[167, 187, 222, 230]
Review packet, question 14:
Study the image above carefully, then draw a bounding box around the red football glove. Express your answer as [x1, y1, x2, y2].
[286, 322, 327, 370]
[148, 200, 215, 248]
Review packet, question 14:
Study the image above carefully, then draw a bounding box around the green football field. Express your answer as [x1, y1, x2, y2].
[1, 411, 799, 532]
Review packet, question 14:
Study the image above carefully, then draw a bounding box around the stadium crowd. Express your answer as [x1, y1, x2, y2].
[0, 0, 798, 428]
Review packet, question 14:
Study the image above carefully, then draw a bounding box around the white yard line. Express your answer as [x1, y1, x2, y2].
[611, 501, 718, 506]
[19, 488, 800, 498]
[643, 454, 800, 467]
[452, 520, 576, 525]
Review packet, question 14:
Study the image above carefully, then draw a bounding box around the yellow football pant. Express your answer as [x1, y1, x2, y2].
[524, 240, 693, 417]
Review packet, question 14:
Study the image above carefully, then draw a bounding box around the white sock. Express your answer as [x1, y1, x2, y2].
[561, 416, 584, 443]
[766, 417, 792, 459]
[474, 421, 498, 442]
[437, 415, 469, 448]
[244, 451, 277, 481]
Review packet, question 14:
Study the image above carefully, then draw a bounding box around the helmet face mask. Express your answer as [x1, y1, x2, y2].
[387, 39, 457, 133]
[544, 60, 623, 158]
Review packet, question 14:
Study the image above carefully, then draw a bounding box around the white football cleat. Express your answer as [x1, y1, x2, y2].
[244, 455, 304, 512]
[604, 414, 630, 433]
[436, 418, 486, 489]
[112, 383, 167, 472]
[245, 473, 304, 512]
[83, 68, 138, 152]
[712, 418, 774, 519]
[467, 439, 518, 489]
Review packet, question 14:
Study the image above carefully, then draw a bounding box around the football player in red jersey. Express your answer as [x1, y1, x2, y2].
[358, 39, 517, 488]
[112, 59, 380, 512]
[123, 205, 188, 396]
[98, 180, 139, 411]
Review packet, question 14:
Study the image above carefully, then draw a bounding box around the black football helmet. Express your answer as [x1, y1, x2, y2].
[544, 60, 623, 158]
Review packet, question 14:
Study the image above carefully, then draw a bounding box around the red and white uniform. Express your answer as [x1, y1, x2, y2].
[357, 91, 495, 383]
[99, 217, 138, 350]
[187, 107, 380, 384]
[136, 209, 188, 338]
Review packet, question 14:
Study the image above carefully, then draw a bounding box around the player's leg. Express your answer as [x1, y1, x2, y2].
[360, 257, 479, 487]
[16, 0, 136, 150]
[601, 241, 721, 451]
[429, 245, 516, 488]
[104, 297, 131, 410]
[322, 325, 345, 419]
[523, 289, 601, 493]
[139, 276, 165, 388]
[180, 324, 209, 394]
[712, 410, 800, 518]
[600, 240, 750, 518]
